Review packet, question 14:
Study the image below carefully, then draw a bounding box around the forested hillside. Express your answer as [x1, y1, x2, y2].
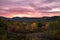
[0, 16, 60, 40]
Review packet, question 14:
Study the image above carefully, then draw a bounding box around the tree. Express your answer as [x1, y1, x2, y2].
[37, 22, 43, 28]
[31, 22, 38, 30]
[47, 21, 60, 40]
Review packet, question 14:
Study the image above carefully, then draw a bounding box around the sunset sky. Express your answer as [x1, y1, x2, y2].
[0, 0, 60, 18]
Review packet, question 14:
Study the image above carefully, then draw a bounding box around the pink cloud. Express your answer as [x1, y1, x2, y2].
[0, 12, 60, 18]
[0, 0, 60, 18]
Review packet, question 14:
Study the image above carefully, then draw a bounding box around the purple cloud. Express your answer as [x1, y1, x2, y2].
[0, 0, 60, 17]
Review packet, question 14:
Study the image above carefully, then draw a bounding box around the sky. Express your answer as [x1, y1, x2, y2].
[0, 0, 60, 18]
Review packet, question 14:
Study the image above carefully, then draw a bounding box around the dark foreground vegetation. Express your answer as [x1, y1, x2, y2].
[0, 16, 60, 40]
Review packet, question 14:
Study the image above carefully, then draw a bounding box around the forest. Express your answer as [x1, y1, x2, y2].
[0, 16, 60, 40]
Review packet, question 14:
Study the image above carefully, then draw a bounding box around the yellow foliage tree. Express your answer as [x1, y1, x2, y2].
[31, 22, 38, 30]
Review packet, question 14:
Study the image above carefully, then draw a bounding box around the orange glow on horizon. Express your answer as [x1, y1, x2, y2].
[0, 12, 60, 18]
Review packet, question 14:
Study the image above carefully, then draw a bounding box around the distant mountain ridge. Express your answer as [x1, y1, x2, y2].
[0, 16, 60, 22]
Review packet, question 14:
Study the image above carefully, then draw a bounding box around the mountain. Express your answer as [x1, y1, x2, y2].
[0, 16, 60, 22]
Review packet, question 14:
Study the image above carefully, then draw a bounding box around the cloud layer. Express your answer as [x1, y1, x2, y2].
[0, 0, 60, 18]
